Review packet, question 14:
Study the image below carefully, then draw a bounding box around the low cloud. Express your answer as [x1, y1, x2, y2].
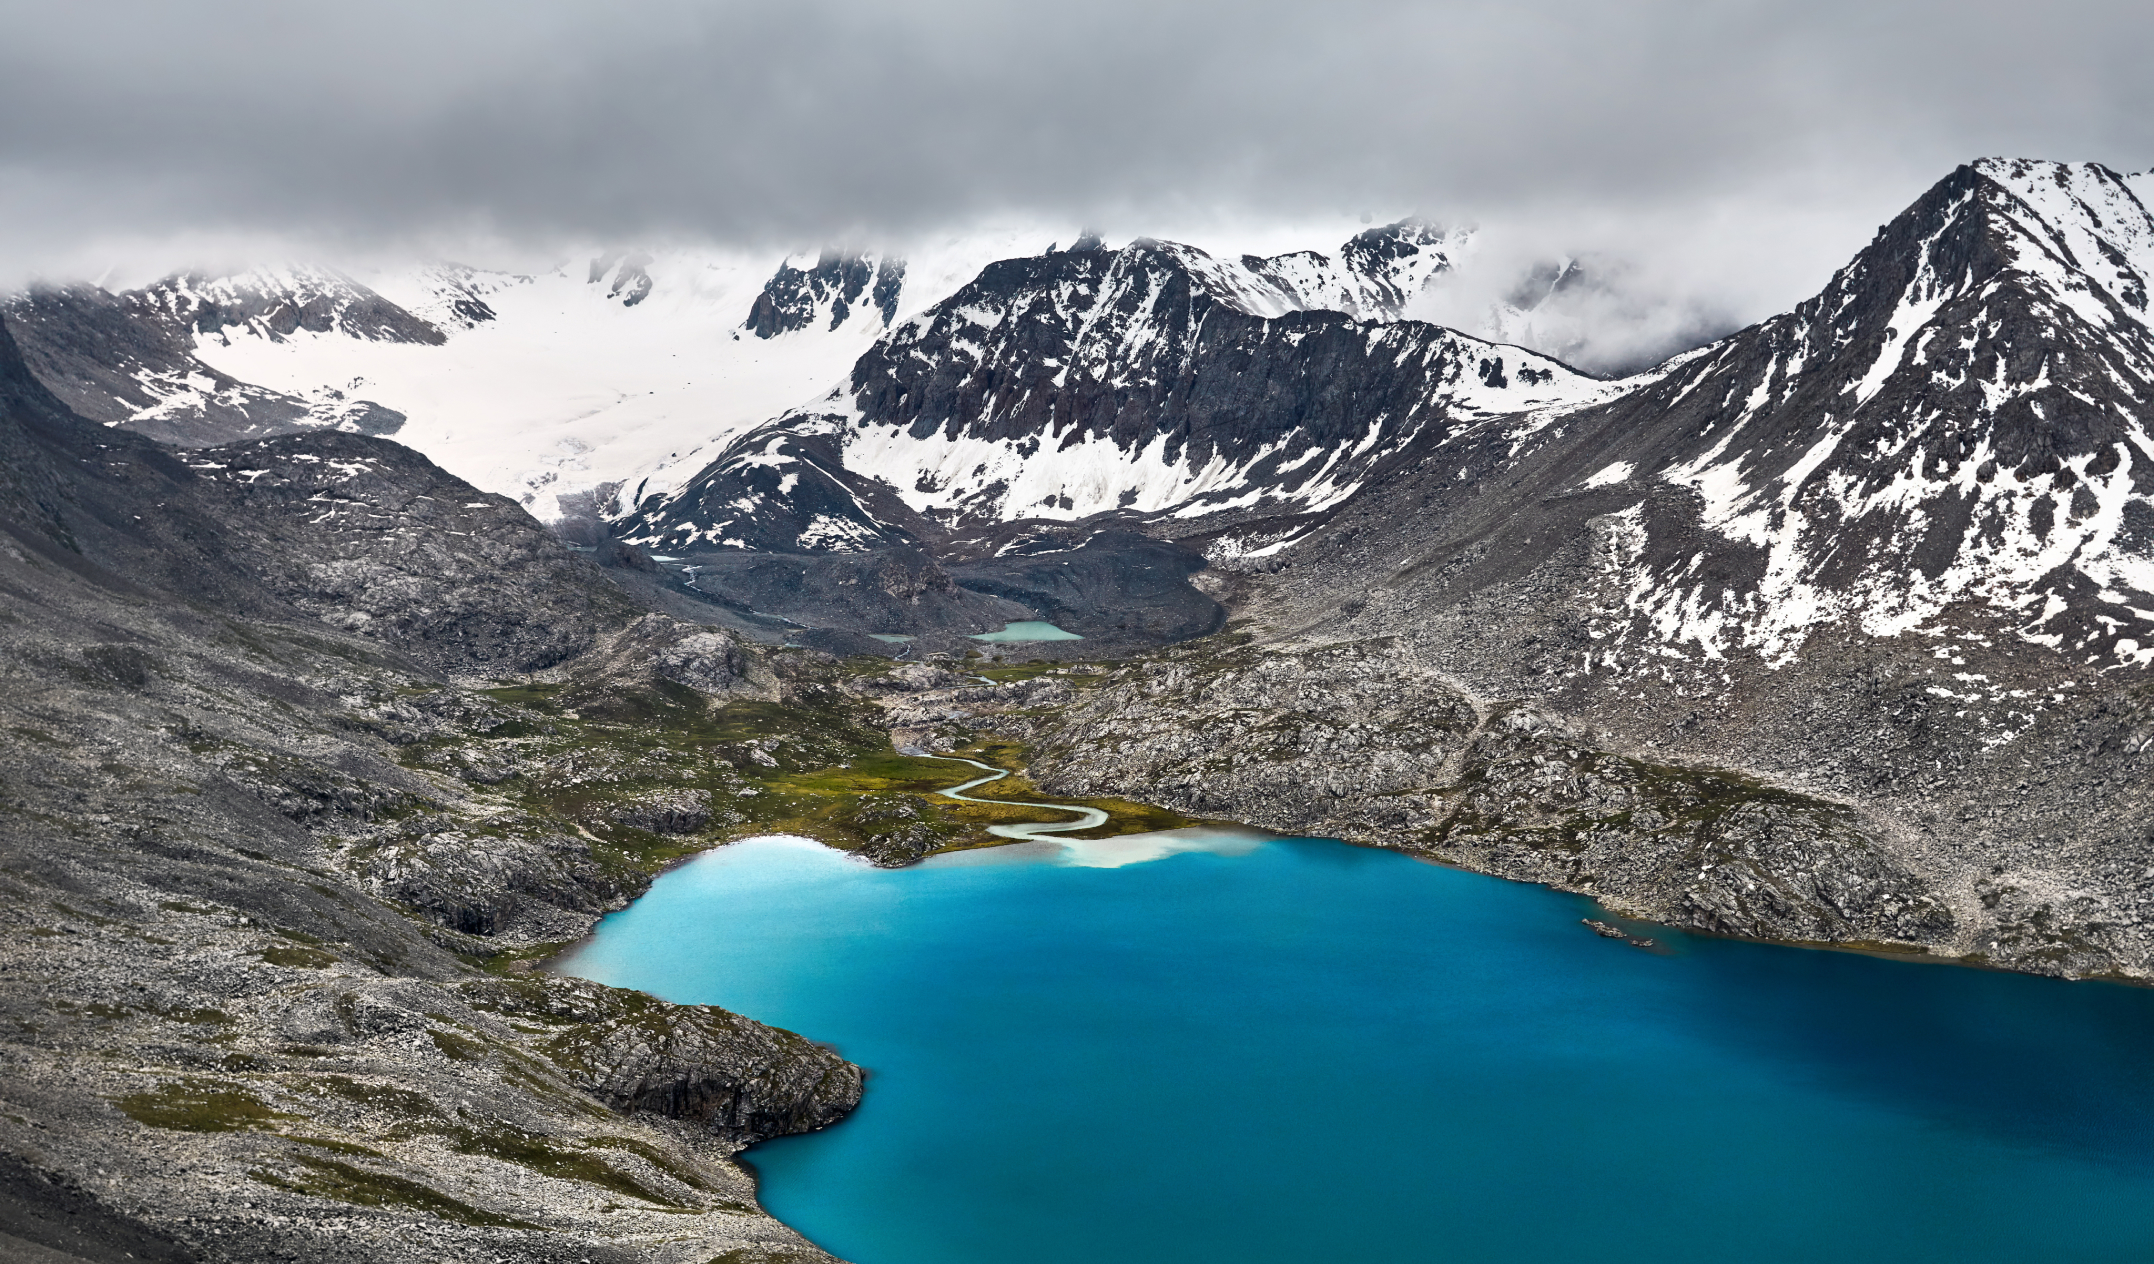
[3, 0, 2148, 347]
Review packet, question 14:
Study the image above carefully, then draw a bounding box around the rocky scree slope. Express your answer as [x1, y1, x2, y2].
[880, 637, 1961, 958]
[0, 313, 861, 1264]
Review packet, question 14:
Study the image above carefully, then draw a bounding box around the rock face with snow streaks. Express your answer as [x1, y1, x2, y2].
[1529, 158, 2154, 671]
[2, 280, 414, 445]
[746, 249, 907, 337]
[614, 232, 1596, 553]
[142, 265, 448, 346]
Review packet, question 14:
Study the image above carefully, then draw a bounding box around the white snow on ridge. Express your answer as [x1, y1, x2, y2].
[190, 231, 1068, 520]
[819, 325, 1597, 530]
[1976, 158, 2154, 336]
[1151, 223, 1470, 322]
[165, 217, 1552, 524]
[1609, 160, 2154, 675]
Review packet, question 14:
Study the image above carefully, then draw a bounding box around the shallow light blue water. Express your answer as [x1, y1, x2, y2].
[560, 832, 2154, 1264]
[969, 620, 1083, 642]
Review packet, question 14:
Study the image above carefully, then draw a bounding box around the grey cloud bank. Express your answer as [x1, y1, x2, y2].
[3, 0, 2150, 354]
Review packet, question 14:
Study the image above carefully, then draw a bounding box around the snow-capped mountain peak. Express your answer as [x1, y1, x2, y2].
[1973, 157, 2154, 335]
[611, 230, 1599, 554]
[1515, 157, 2154, 679]
[141, 264, 446, 346]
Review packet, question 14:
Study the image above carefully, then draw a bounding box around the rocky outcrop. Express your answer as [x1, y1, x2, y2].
[468, 979, 863, 1144]
[360, 818, 623, 942]
[744, 250, 905, 338]
[589, 251, 656, 307]
[841, 795, 946, 867]
[556, 614, 771, 712]
[610, 789, 716, 835]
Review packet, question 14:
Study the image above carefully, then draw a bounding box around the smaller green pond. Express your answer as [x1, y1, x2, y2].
[969, 621, 1083, 642]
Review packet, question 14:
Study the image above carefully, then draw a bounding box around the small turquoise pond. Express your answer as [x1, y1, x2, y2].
[968, 620, 1083, 642]
[559, 832, 2154, 1264]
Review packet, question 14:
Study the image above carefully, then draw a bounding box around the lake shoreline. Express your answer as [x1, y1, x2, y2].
[562, 829, 2154, 1264]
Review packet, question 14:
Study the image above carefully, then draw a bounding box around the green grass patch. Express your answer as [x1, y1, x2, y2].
[247, 1155, 540, 1229]
[317, 1076, 449, 1122]
[285, 1134, 388, 1159]
[444, 1125, 687, 1206]
[117, 1080, 294, 1132]
[429, 1028, 489, 1062]
[764, 749, 989, 796]
[260, 944, 338, 969]
[476, 681, 565, 709]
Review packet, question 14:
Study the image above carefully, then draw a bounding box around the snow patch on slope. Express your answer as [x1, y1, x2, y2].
[192, 234, 1064, 519]
[1610, 160, 2154, 676]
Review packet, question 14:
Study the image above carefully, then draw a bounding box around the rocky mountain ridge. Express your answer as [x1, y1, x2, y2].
[5, 218, 1564, 533]
[1, 280, 412, 446]
[610, 234, 1602, 554]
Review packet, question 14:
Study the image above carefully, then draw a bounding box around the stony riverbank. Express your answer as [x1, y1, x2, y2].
[859, 634, 2142, 980]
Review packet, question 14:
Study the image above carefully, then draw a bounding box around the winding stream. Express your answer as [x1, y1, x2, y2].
[924, 755, 1109, 840]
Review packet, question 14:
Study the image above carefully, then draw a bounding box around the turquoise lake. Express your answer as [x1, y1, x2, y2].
[559, 831, 2154, 1264]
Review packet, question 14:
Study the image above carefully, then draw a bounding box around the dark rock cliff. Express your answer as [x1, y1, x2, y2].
[745, 250, 906, 338]
[616, 238, 1585, 555]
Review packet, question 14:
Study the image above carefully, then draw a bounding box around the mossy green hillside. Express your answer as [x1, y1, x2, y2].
[393, 660, 1209, 874]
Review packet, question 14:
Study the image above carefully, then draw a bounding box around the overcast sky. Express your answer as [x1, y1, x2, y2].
[4, 0, 2150, 349]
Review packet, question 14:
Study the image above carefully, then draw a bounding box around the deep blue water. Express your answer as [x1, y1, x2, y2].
[559, 832, 2154, 1264]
